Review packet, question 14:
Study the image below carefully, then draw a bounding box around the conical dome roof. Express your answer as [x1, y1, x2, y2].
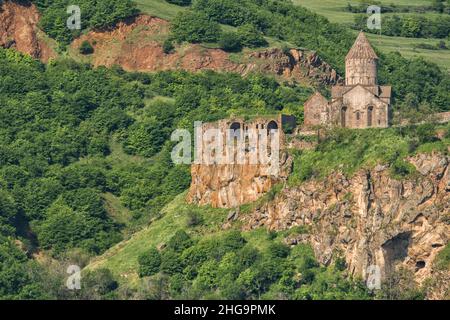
[346, 32, 378, 60]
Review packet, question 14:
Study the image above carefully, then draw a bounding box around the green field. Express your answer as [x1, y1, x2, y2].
[134, 0, 187, 20]
[293, 0, 435, 23]
[366, 33, 450, 71]
[293, 0, 450, 71]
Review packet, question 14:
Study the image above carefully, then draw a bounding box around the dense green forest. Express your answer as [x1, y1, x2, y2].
[1, 45, 446, 299]
[0, 47, 315, 299]
[31, 0, 139, 46]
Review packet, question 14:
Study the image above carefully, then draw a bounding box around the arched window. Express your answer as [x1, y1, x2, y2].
[266, 121, 279, 156]
[367, 106, 373, 127]
[230, 122, 241, 135]
[267, 120, 278, 134]
[341, 107, 347, 127]
[356, 111, 360, 121]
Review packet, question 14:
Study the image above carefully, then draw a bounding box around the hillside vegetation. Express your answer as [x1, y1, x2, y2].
[293, 0, 450, 71]
[0, 0, 448, 300]
[0, 47, 313, 299]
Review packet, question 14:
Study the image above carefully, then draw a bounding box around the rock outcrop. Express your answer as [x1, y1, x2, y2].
[1, 2, 341, 87]
[241, 153, 449, 297]
[243, 48, 342, 85]
[0, 0, 56, 62]
[187, 150, 293, 208]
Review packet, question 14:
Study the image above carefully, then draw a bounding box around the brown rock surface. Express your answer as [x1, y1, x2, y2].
[188, 149, 293, 209]
[70, 15, 341, 86]
[241, 153, 449, 298]
[0, 0, 56, 62]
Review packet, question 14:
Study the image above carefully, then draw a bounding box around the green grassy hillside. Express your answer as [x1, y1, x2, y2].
[134, 0, 187, 20]
[292, 0, 450, 71]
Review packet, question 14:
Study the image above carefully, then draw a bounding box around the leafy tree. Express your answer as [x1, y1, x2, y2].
[160, 250, 183, 275]
[0, 239, 35, 299]
[36, 194, 121, 255]
[171, 11, 222, 43]
[167, 230, 193, 252]
[79, 41, 94, 55]
[378, 268, 425, 300]
[163, 39, 175, 54]
[236, 24, 268, 48]
[0, 190, 17, 237]
[81, 268, 119, 299]
[34, 0, 139, 47]
[267, 242, 291, 259]
[138, 248, 162, 277]
[219, 32, 243, 52]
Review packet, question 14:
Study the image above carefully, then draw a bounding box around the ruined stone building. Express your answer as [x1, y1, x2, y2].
[304, 32, 392, 129]
[187, 115, 295, 208]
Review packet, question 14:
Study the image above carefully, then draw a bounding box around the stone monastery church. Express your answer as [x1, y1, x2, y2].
[304, 32, 392, 129]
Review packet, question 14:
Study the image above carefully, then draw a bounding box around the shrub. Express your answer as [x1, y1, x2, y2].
[434, 243, 450, 270]
[236, 245, 260, 268]
[219, 32, 242, 52]
[236, 24, 267, 48]
[171, 11, 221, 43]
[416, 123, 438, 144]
[221, 230, 246, 251]
[138, 248, 161, 277]
[168, 274, 186, 297]
[163, 39, 175, 54]
[167, 230, 193, 252]
[160, 250, 183, 275]
[267, 243, 290, 259]
[390, 159, 416, 178]
[186, 211, 203, 227]
[79, 41, 94, 55]
[194, 260, 219, 290]
[82, 268, 118, 298]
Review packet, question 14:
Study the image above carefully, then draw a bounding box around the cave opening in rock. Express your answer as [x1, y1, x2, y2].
[415, 260, 426, 271]
[381, 231, 412, 276]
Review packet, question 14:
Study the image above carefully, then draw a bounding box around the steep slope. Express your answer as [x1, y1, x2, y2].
[242, 152, 450, 298]
[0, 0, 56, 62]
[69, 14, 341, 86]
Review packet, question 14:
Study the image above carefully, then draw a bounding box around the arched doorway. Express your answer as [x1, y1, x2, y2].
[266, 121, 279, 156]
[267, 120, 278, 134]
[367, 106, 373, 127]
[229, 122, 241, 138]
[341, 107, 347, 127]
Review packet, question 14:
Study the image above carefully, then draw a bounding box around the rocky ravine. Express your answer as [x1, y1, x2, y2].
[0, 0, 56, 61]
[241, 153, 449, 296]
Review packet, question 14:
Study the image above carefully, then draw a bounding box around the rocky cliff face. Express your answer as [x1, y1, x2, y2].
[187, 151, 293, 208]
[241, 153, 449, 297]
[243, 48, 342, 86]
[0, 0, 55, 62]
